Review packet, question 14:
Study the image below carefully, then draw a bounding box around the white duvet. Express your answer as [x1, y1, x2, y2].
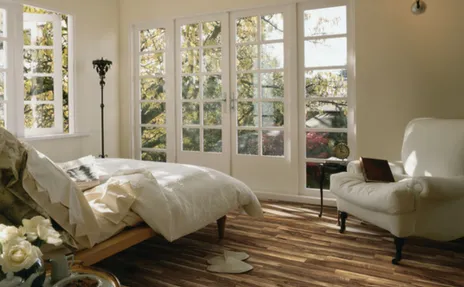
[23, 149, 262, 247]
[93, 159, 263, 242]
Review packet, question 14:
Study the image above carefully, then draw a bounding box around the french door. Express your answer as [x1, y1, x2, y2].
[229, 6, 298, 194]
[175, 14, 231, 174]
[133, 1, 353, 197]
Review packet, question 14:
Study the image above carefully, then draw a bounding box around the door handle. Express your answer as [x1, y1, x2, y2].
[222, 92, 228, 114]
[230, 92, 236, 111]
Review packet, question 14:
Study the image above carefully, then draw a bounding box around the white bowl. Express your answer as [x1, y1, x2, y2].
[53, 274, 103, 287]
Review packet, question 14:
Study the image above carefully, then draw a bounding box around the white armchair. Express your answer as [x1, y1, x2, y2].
[330, 118, 464, 264]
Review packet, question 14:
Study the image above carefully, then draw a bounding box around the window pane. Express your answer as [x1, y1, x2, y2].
[203, 75, 222, 99]
[202, 21, 221, 46]
[24, 105, 33, 128]
[306, 100, 347, 129]
[305, 38, 347, 68]
[181, 49, 200, 74]
[263, 130, 284, 156]
[0, 42, 4, 69]
[0, 72, 5, 101]
[141, 102, 166, 125]
[140, 52, 164, 75]
[182, 103, 200, 125]
[236, 16, 258, 43]
[181, 24, 199, 48]
[204, 102, 222, 126]
[261, 43, 284, 69]
[203, 48, 221, 73]
[24, 77, 54, 101]
[237, 102, 258, 127]
[182, 76, 200, 99]
[24, 21, 53, 46]
[238, 73, 258, 99]
[0, 10, 5, 37]
[140, 28, 165, 52]
[261, 13, 284, 41]
[306, 132, 347, 159]
[262, 72, 284, 98]
[304, 6, 347, 37]
[182, 128, 200, 151]
[204, 129, 222, 153]
[237, 45, 258, 71]
[24, 49, 54, 74]
[238, 130, 258, 155]
[262, 102, 284, 127]
[24, 104, 54, 129]
[141, 127, 166, 149]
[142, 151, 166, 163]
[305, 70, 347, 98]
[141, 78, 165, 100]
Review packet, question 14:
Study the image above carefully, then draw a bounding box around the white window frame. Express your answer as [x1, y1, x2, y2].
[0, 1, 75, 138]
[131, 20, 176, 162]
[298, 0, 356, 195]
[23, 12, 63, 136]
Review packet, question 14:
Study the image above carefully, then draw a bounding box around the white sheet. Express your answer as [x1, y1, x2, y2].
[95, 159, 263, 242]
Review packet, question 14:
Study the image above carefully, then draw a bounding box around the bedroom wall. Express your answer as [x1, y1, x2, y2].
[20, 0, 120, 162]
[118, 0, 464, 163]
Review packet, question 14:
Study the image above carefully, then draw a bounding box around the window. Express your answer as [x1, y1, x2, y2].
[0, 3, 72, 137]
[138, 27, 168, 162]
[134, 21, 175, 162]
[300, 3, 353, 190]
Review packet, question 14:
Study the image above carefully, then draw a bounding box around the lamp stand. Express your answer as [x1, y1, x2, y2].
[93, 58, 112, 158]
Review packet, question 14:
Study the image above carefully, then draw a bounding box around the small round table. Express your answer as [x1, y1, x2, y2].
[318, 161, 348, 218]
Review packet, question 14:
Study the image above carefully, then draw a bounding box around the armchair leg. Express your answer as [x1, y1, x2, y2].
[339, 212, 348, 233]
[392, 237, 405, 265]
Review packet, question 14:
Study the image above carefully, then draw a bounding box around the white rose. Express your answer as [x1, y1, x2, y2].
[0, 238, 42, 273]
[21, 216, 62, 246]
[0, 225, 25, 243]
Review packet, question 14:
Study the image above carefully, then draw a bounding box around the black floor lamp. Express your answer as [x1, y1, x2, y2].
[93, 58, 112, 158]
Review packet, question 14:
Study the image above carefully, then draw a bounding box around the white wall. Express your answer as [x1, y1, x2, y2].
[118, 0, 464, 163]
[355, 0, 464, 161]
[21, 0, 120, 162]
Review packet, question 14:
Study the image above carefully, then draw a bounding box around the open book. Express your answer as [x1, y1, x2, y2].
[359, 157, 395, 183]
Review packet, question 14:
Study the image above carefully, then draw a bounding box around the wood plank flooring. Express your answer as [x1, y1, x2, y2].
[96, 202, 464, 287]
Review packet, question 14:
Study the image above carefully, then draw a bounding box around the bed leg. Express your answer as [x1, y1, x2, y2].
[217, 215, 227, 240]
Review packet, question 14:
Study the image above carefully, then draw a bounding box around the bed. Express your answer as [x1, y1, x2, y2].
[0, 128, 263, 266]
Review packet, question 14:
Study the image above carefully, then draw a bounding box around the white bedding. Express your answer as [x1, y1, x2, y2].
[94, 158, 263, 242]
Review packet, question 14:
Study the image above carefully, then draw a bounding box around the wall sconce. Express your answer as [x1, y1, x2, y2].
[411, 0, 426, 15]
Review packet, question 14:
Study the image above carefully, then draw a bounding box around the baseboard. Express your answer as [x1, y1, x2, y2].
[254, 191, 337, 207]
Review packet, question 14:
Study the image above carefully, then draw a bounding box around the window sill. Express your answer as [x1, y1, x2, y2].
[20, 133, 91, 142]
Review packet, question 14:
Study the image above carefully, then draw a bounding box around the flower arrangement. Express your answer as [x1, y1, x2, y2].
[0, 216, 62, 275]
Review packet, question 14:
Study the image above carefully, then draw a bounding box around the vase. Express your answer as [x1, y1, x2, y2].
[13, 258, 46, 287]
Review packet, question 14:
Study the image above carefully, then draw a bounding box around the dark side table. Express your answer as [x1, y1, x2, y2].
[319, 161, 348, 218]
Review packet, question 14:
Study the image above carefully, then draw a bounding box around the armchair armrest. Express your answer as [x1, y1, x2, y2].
[347, 160, 406, 176]
[415, 176, 464, 200]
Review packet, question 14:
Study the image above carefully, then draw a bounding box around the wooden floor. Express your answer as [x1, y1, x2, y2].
[96, 202, 464, 287]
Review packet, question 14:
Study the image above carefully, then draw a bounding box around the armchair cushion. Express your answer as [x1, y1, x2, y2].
[331, 173, 420, 215]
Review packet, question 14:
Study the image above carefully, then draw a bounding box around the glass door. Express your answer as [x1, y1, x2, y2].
[230, 6, 298, 194]
[176, 14, 230, 174]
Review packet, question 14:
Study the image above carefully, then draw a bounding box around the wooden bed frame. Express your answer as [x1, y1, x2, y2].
[75, 216, 227, 266]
